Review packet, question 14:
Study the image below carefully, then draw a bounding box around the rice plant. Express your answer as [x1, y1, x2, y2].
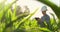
[0, 0, 60, 32]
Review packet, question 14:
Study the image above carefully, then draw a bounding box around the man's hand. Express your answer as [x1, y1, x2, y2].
[35, 17, 41, 22]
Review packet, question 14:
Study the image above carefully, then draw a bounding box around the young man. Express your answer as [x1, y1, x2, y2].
[40, 6, 50, 27]
[35, 6, 50, 27]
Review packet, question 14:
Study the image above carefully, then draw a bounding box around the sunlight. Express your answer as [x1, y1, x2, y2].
[0, 0, 3, 3]
[0, 0, 58, 21]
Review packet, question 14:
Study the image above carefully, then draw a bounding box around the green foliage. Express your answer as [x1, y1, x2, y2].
[0, 0, 60, 32]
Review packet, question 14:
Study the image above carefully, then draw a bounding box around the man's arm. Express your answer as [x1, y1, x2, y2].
[35, 17, 41, 22]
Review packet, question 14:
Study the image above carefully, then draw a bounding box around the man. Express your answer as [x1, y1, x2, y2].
[41, 6, 50, 27]
[35, 6, 50, 27]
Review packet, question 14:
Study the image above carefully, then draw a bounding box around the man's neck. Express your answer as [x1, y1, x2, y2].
[43, 14, 48, 16]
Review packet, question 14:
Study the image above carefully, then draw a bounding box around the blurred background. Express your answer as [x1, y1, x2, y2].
[0, 0, 60, 32]
[2, 0, 59, 20]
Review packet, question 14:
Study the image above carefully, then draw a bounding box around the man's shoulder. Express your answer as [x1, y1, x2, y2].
[46, 15, 50, 18]
[41, 14, 50, 19]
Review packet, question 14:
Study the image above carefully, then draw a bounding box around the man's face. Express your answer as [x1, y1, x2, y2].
[42, 11, 46, 15]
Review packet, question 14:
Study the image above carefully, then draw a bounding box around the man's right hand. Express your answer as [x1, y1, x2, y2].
[35, 17, 41, 22]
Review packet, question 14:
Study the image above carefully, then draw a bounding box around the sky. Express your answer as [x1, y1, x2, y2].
[49, 0, 60, 7]
[0, 0, 59, 21]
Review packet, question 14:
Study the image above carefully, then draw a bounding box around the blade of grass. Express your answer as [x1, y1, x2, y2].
[15, 8, 39, 29]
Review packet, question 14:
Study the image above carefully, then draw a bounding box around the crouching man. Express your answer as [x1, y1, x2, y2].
[35, 6, 51, 28]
